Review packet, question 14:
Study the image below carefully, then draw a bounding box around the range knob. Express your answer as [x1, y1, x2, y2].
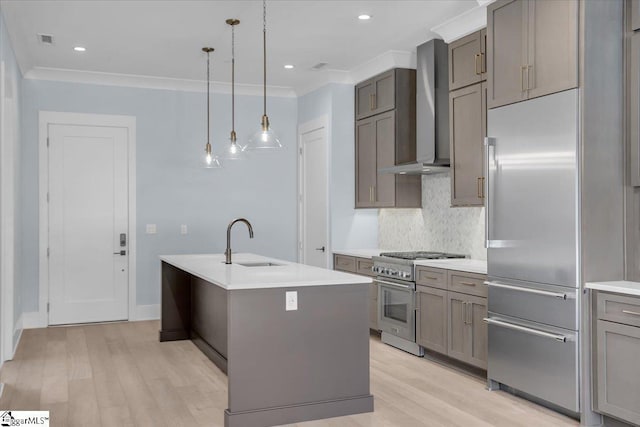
[390, 270, 399, 276]
[400, 271, 410, 279]
[383, 268, 391, 275]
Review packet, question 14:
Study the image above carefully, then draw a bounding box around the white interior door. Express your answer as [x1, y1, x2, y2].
[48, 124, 129, 325]
[300, 126, 328, 268]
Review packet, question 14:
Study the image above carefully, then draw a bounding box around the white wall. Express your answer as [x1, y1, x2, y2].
[379, 174, 486, 260]
[0, 8, 23, 357]
[297, 83, 378, 254]
[20, 78, 298, 318]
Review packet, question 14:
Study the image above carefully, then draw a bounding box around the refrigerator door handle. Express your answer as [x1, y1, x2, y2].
[484, 137, 496, 248]
[483, 318, 567, 342]
[484, 281, 568, 300]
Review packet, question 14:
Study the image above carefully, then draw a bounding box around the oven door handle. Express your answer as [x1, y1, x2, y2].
[376, 279, 412, 290]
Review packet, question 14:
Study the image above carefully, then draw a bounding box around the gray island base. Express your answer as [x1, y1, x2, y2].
[159, 254, 374, 427]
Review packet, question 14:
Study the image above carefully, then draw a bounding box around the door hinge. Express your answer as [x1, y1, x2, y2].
[47, 137, 50, 147]
[299, 241, 303, 250]
[299, 147, 303, 155]
[47, 303, 50, 313]
[47, 192, 49, 203]
[47, 247, 50, 258]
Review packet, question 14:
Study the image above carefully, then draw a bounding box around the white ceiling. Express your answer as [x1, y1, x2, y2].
[1, 1, 478, 94]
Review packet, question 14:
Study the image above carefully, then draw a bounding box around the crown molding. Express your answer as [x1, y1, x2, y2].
[23, 67, 297, 98]
[295, 69, 353, 97]
[430, 2, 492, 44]
[349, 50, 417, 86]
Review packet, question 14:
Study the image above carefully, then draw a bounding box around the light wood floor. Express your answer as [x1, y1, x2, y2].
[0, 321, 578, 427]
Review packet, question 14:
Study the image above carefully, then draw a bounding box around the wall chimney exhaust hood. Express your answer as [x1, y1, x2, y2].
[379, 39, 450, 175]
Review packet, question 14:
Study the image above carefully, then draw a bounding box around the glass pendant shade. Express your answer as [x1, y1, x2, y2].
[224, 18, 244, 160]
[245, 115, 281, 150]
[223, 131, 245, 160]
[204, 142, 222, 168]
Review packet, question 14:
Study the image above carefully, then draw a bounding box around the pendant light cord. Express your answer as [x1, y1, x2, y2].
[206, 50, 211, 144]
[263, 0, 267, 117]
[232, 23, 236, 134]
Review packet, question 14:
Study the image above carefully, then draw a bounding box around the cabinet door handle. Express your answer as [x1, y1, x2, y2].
[475, 53, 482, 75]
[622, 309, 640, 317]
[372, 93, 376, 109]
[477, 177, 482, 199]
[459, 281, 477, 287]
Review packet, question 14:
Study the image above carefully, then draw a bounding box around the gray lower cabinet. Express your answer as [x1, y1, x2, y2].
[449, 82, 486, 207]
[415, 266, 488, 369]
[416, 285, 448, 354]
[333, 254, 379, 331]
[447, 291, 488, 369]
[594, 292, 640, 425]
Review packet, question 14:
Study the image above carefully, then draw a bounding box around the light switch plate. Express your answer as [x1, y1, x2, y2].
[180, 224, 188, 235]
[286, 291, 298, 311]
[146, 224, 157, 234]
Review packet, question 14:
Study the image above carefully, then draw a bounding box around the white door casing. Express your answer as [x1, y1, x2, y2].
[48, 124, 129, 325]
[39, 112, 136, 327]
[298, 117, 330, 268]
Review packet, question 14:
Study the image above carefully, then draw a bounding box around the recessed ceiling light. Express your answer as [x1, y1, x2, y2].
[284, 64, 295, 69]
[73, 46, 86, 52]
[358, 14, 371, 20]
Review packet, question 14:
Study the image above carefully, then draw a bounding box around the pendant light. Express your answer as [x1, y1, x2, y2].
[224, 18, 245, 160]
[202, 47, 222, 168]
[244, 0, 282, 151]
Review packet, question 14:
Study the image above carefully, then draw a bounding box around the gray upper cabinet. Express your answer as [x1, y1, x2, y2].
[355, 69, 421, 209]
[355, 69, 396, 120]
[526, 0, 578, 100]
[632, 0, 640, 32]
[487, 0, 578, 109]
[487, 0, 528, 109]
[630, 32, 640, 187]
[450, 82, 486, 207]
[416, 285, 448, 354]
[449, 31, 484, 91]
[480, 28, 487, 81]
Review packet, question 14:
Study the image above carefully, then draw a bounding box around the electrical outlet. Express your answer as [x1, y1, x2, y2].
[146, 224, 157, 234]
[286, 291, 298, 311]
[180, 224, 188, 235]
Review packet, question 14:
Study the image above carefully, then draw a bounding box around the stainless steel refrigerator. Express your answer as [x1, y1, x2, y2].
[485, 88, 580, 415]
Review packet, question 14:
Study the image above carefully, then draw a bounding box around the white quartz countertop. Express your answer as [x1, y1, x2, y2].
[413, 259, 487, 275]
[585, 281, 640, 297]
[160, 253, 372, 290]
[332, 249, 385, 259]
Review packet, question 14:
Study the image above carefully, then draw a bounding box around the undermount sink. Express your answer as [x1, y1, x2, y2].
[236, 262, 283, 267]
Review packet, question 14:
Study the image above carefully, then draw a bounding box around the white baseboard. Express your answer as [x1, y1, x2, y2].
[22, 311, 45, 329]
[10, 313, 23, 361]
[135, 304, 160, 321]
[19, 304, 160, 328]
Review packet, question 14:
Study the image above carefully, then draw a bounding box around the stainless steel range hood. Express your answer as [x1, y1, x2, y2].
[379, 39, 450, 175]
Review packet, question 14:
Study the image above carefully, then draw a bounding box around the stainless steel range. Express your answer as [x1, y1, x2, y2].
[373, 251, 466, 356]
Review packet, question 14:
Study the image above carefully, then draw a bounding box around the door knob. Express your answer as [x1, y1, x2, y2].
[113, 250, 126, 256]
[315, 246, 326, 252]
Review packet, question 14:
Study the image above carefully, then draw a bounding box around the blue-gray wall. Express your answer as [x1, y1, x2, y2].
[21, 79, 298, 310]
[0, 8, 23, 350]
[298, 84, 378, 253]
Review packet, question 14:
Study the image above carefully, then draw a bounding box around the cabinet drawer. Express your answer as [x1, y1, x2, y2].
[448, 271, 488, 298]
[415, 267, 446, 289]
[356, 258, 375, 277]
[334, 255, 356, 273]
[597, 292, 640, 328]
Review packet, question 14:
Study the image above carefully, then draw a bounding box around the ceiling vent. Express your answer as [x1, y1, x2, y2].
[37, 33, 54, 45]
[311, 62, 328, 71]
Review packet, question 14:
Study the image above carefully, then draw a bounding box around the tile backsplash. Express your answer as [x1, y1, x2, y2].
[378, 174, 487, 260]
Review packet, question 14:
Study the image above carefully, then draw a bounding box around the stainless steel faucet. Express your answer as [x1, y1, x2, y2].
[225, 218, 254, 264]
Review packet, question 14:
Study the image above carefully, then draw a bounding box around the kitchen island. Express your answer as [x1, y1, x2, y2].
[159, 253, 374, 427]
